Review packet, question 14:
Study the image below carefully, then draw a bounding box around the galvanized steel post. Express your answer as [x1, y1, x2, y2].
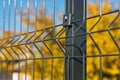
[64, 0, 86, 80]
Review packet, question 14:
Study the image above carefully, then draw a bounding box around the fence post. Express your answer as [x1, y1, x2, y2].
[64, 0, 86, 80]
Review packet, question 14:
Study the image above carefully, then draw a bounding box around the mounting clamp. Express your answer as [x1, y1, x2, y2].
[63, 13, 73, 27]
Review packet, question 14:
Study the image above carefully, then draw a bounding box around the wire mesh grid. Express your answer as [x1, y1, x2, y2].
[0, 0, 120, 80]
[0, 0, 65, 80]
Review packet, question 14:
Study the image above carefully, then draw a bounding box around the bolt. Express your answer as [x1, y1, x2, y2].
[64, 16, 68, 19]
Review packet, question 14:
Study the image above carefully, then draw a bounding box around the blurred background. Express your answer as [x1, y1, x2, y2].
[0, 0, 120, 80]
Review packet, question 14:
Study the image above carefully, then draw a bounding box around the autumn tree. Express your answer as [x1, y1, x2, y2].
[87, 1, 120, 80]
[0, 1, 120, 80]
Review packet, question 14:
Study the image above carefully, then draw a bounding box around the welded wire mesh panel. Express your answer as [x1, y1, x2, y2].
[0, 0, 65, 80]
[86, 0, 120, 80]
[0, 0, 120, 80]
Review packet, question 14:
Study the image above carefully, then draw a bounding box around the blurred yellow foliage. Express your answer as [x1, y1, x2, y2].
[87, 1, 120, 80]
[0, 1, 120, 80]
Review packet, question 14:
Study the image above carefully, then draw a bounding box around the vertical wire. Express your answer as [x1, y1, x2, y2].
[15, 4, 30, 77]
[53, 0, 55, 29]
[41, 0, 46, 80]
[87, 0, 102, 79]
[24, 1, 37, 80]
[7, 0, 16, 64]
[83, 0, 86, 80]
[43, 0, 46, 30]
[19, 0, 23, 80]
[106, 0, 120, 79]
[42, 0, 56, 78]
[24, 0, 30, 80]
[118, 0, 120, 79]
[0, 1, 14, 50]
[63, 56, 66, 80]
[54, 28, 66, 79]
[24, 45, 35, 80]
[1, 1, 5, 79]
[33, 0, 45, 79]
[55, 29, 66, 80]
[63, 1, 66, 79]
[25, 1, 37, 80]
[31, 1, 37, 80]
[0, 58, 3, 80]
[10, 0, 21, 46]
[20, 0, 22, 35]
[10, 1, 22, 80]
[33, 44, 44, 80]
[25, 0, 43, 79]
[99, 0, 102, 80]
[42, 0, 46, 79]
[99, 0, 103, 80]
[67, 1, 71, 80]
[65, 0, 69, 79]
[17, 0, 23, 80]
[18, 0, 22, 80]
[2, 1, 9, 79]
[0, 58, 2, 80]
[5, 48, 13, 80]
[0, 57, 2, 80]
[42, 1, 55, 79]
[83, 2, 86, 79]
[18, 0, 30, 43]
[3, 0, 6, 39]
[0, 50, 8, 80]
[6, 56, 8, 80]
[71, 0, 74, 79]
[19, 1, 31, 80]
[42, 0, 55, 79]
[8, 0, 17, 80]
[31, 0, 46, 79]
[88, 0, 102, 32]
[95, 0, 103, 79]
[10, 47, 20, 80]
[35, 0, 37, 31]
[8, 0, 10, 37]
[19, 2, 28, 80]
[27, 0, 30, 34]
[5, 48, 14, 80]
[0, 13, 3, 76]
[14, 0, 16, 37]
[50, 0, 55, 79]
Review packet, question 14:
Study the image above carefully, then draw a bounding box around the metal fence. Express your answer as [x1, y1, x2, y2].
[0, 0, 120, 80]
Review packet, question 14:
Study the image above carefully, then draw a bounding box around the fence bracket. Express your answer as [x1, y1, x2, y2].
[63, 13, 73, 27]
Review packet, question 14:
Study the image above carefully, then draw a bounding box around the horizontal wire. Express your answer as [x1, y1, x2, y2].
[0, 24, 63, 41]
[0, 0, 120, 80]
[0, 26, 120, 49]
[72, 9, 119, 23]
[0, 9, 119, 41]
[0, 53, 120, 62]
